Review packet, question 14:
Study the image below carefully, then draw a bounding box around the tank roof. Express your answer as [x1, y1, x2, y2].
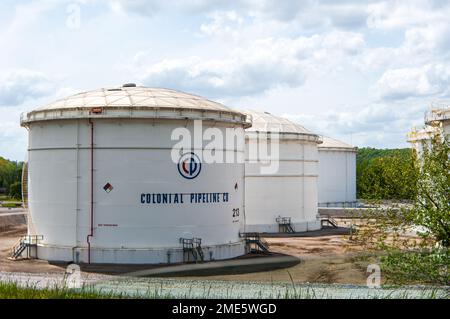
[425, 101, 450, 126]
[319, 136, 356, 151]
[243, 110, 316, 134]
[21, 86, 250, 127]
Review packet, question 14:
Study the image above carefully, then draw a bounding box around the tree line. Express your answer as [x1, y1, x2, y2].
[356, 147, 418, 200]
[0, 157, 23, 199]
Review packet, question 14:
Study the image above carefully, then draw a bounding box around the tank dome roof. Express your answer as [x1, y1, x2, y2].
[21, 86, 250, 127]
[241, 110, 321, 143]
[243, 110, 313, 134]
[319, 136, 356, 151]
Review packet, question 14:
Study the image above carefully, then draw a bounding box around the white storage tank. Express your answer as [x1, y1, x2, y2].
[318, 137, 357, 207]
[407, 126, 438, 156]
[243, 110, 322, 233]
[408, 102, 449, 156]
[425, 103, 450, 138]
[20, 85, 250, 264]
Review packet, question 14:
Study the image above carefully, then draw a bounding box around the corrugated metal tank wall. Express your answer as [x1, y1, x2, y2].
[318, 149, 356, 206]
[317, 137, 357, 207]
[242, 111, 322, 233]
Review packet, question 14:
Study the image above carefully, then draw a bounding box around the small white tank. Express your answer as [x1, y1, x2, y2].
[425, 103, 450, 137]
[408, 102, 449, 157]
[318, 137, 357, 207]
[243, 110, 322, 233]
[20, 85, 250, 264]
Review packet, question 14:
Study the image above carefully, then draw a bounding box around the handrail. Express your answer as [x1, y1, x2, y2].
[275, 216, 292, 225]
[10, 237, 23, 255]
[10, 235, 43, 258]
[425, 103, 450, 125]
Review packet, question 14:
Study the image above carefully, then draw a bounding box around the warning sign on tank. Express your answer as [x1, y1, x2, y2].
[103, 182, 113, 193]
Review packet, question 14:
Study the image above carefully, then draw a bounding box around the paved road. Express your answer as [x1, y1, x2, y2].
[0, 207, 25, 215]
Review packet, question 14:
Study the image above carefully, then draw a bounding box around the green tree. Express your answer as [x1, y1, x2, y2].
[412, 135, 450, 247]
[357, 148, 418, 200]
[0, 157, 23, 195]
[350, 137, 449, 284]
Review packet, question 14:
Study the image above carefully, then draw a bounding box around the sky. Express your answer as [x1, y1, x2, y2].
[1, 0, 450, 161]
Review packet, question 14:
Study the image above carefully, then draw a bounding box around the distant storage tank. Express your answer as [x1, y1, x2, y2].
[407, 126, 439, 156]
[243, 110, 322, 233]
[20, 85, 250, 264]
[318, 137, 357, 207]
[408, 102, 449, 155]
[424, 102, 450, 137]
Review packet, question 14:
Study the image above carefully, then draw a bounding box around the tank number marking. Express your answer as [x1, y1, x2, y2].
[232, 208, 240, 217]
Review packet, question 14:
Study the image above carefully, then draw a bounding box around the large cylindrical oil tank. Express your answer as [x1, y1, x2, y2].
[242, 110, 322, 233]
[318, 136, 357, 207]
[20, 85, 250, 264]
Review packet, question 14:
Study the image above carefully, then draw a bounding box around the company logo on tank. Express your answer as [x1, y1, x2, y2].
[178, 152, 201, 179]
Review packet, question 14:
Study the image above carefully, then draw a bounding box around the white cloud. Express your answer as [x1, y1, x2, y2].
[0, 106, 27, 161]
[139, 52, 305, 98]
[245, 0, 309, 21]
[109, 0, 162, 16]
[0, 69, 55, 106]
[403, 23, 450, 54]
[2, 0, 450, 159]
[199, 10, 244, 38]
[366, 0, 450, 30]
[374, 64, 450, 100]
[137, 30, 365, 97]
[282, 101, 426, 148]
[110, 0, 370, 30]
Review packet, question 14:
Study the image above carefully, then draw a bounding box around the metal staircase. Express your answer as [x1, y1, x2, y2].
[241, 232, 270, 253]
[9, 235, 43, 260]
[180, 237, 204, 263]
[276, 216, 295, 233]
[321, 215, 338, 228]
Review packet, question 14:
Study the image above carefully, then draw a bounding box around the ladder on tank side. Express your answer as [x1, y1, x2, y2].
[241, 232, 270, 254]
[276, 216, 295, 233]
[180, 237, 204, 263]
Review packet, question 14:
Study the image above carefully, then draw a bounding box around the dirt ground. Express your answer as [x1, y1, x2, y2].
[0, 222, 379, 284]
[179, 234, 374, 284]
[0, 225, 68, 274]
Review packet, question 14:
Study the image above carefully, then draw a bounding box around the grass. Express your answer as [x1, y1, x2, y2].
[0, 202, 22, 208]
[0, 196, 20, 202]
[0, 280, 447, 299]
[0, 281, 128, 299]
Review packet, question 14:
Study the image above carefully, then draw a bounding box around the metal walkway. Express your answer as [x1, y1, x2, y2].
[9, 235, 43, 260]
[276, 216, 295, 233]
[180, 237, 204, 263]
[321, 215, 339, 228]
[241, 232, 270, 253]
